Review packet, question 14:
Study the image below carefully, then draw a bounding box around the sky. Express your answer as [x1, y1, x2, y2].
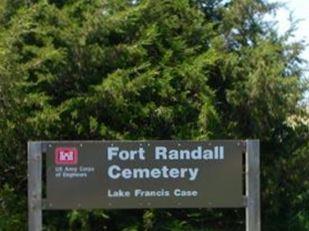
[267, 0, 309, 101]
[267, 0, 309, 75]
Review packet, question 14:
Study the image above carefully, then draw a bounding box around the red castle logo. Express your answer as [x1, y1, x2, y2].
[55, 147, 78, 165]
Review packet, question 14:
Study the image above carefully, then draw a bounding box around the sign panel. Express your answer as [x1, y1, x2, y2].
[46, 141, 244, 209]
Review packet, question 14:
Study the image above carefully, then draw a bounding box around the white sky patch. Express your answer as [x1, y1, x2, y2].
[266, 0, 309, 102]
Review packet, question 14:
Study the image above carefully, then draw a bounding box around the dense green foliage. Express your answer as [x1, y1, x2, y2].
[0, 0, 308, 230]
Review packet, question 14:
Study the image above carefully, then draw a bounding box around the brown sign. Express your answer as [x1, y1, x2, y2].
[45, 140, 244, 209]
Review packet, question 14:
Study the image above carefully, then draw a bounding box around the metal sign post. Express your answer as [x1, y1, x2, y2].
[27, 140, 260, 231]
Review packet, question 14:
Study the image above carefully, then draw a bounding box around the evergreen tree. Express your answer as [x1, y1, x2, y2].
[0, 0, 307, 230]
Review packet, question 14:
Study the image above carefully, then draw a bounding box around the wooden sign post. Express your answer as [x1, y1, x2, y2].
[246, 140, 261, 231]
[28, 140, 260, 231]
[28, 142, 42, 231]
